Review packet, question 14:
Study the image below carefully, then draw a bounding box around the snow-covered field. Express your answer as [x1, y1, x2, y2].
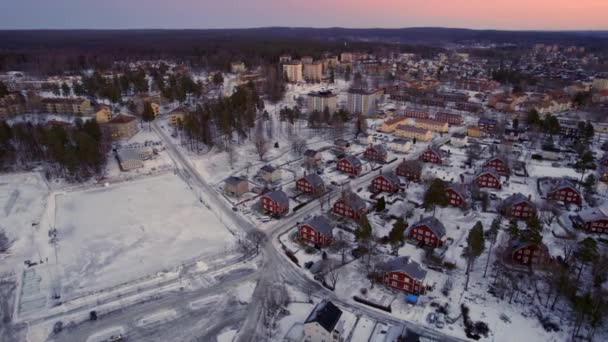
[53, 173, 236, 299]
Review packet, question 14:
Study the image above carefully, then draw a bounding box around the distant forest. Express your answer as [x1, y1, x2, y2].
[1, 27, 606, 74]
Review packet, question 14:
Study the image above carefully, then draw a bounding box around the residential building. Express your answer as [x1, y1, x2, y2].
[224, 176, 249, 197]
[446, 184, 468, 207]
[572, 208, 608, 234]
[415, 118, 449, 133]
[484, 156, 510, 176]
[363, 144, 387, 163]
[388, 139, 412, 154]
[380, 116, 408, 133]
[394, 125, 432, 142]
[94, 104, 112, 124]
[467, 125, 482, 138]
[509, 240, 549, 266]
[478, 118, 498, 133]
[303, 61, 323, 83]
[0, 92, 26, 120]
[371, 171, 401, 194]
[296, 173, 325, 196]
[548, 180, 582, 206]
[168, 106, 188, 126]
[106, 114, 139, 140]
[116, 148, 145, 171]
[450, 133, 468, 147]
[133, 94, 161, 116]
[381, 256, 427, 295]
[299, 215, 334, 247]
[259, 164, 282, 184]
[499, 193, 537, 219]
[42, 97, 92, 115]
[396, 159, 423, 182]
[476, 169, 501, 189]
[420, 147, 443, 164]
[260, 190, 289, 217]
[303, 149, 323, 169]
[402, 109, 429, 119]
[282, 61, 303, 83]
[435, 112, 463, 125]
[307, 90, 337, 114]
[347, 88, 383, 116]
[332, 191, 367, 220]
[407, 216, 446, 248]
[336, 156, 362, 177]
[303, 301, 343, 342]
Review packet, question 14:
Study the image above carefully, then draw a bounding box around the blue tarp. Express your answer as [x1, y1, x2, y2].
[405, 294, 418, 304]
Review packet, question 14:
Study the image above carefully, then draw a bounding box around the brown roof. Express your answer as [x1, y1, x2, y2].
[108, 114, 136, 124]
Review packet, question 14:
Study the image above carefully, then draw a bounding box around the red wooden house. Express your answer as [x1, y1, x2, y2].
[260, 189, 289, 217]
[371, 171, 401, 193]
[396, 159, 423, 182]
[298, 215, 334, 247]
[499, 193, 536, 219]
[336, 156, 362, 177]
[381, 256, 427, 295]
[548, 180, 582, 206]
[332, 192, 368, 220]
[446, 184, 468, 207]
[475, 169, 501, 189]
[509, 240, 549, 266]
[572, 208, 608, 234]
[363, 144, 388, 163]
[484, 156, 510, 176]
[296, 173, 325, 196]
[420, 147, 443, 164]
[407, 217, 446, 248]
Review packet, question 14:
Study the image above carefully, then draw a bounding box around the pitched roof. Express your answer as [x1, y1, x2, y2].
[368, 144, 387, 155]
[304, 149, 319, 157]
[376, 171, 400, 187]
[265, 190, 289, 208]
[225, 176, 247, 185]
[396, 124, 429, 134]
[340, 191, 367, 211]
[549, 179, 580, 195]
[446, 183, 469, 200]
[260, 164, 277, 173]
[500, 193, 535, 210]
[410, 217, 446, 238]
[383, 256, 427, 280]
[476, 168, 500, 179]
[576, 208, 608, 223]
[342, 155, 362, 168]
[397, 159, 423, 173]
[302, 173, 324, 188]
[304, 300, 343, 333]
[383, 116, 408, 126]
[303, 215, 334, 236]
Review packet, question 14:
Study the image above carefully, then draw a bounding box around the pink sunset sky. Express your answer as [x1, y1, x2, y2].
[1, 0, 606, 30]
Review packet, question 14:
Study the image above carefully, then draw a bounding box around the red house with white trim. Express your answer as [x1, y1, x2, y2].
[332, 192, 368, 220]
[476, 170, 501, 189]
[363, 144, 388, 163]
[509, 240, 549, 266]
[371, 172, 401, 193]
[499, 193, 537, 219]
[336, 156, 362, 177]
[296, 173, 325, 195]
[484, 156, 510, 176]
[381, 257, 427, 295]
[446, 184, 468, 207]
[573, 208, 608, 234]
[420, 147, 443, 164]
[260, 190, 290, 217]
[548, 180, 582, 206]
[298, 215, 334, 247]
[407, 217, 446, 248]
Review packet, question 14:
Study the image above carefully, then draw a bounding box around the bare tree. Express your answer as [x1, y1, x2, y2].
[539, 200, 562, 225]
[329, 231, 349, 265]
[324, 264, 342, 290]
[247, 229, 267, 255]
[254, 132, 269, 161]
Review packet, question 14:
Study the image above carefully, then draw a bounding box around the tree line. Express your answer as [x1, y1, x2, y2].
[0, 119, 109, 181]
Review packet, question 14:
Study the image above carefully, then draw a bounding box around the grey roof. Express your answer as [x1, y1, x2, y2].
[369, 144, 387, 155]
[425, 146, 444, 157]
[476, 168, 500, 179]
[225, 176, 246, 185]
[260, 164, 277, 173]
[576, 208, 608, 223]
[446, 183, 469, 200]
[342, 155, 362, 168]
[117, 148, 142, 162]
[303, 215, 334, 236]
[265, 190, 289, 208]
[304, 300, 343, 333]
[398, 159, 423, 172]
[303, 173, 324, 188]
[451, 132, 467, 139]
[341, 191, 367, 211]
[549, 180, 580, 195]
[485, 155, 508, 166]
[500, 193, 535, 210]
[410, 217, 446, 238]
[304, 149, 319, 157]
[383, 256, 427, 280]
[376, 171, 400, 187]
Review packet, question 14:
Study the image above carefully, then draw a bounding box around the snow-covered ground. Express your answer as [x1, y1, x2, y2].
[52, 173, 236, 300]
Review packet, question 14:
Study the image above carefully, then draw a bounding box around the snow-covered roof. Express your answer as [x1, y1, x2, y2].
[410, 216, 446, 238]
[260, 164, 277, 173]
[342, 156, 362, 168]
[264, 189, 289, 208]
[499, 193, 535, 210]
[302, 173, 324, 188]
[575, 208, 608, 223]
[341, 191, 366, 211]
[383, 256, 427, 280]
[303, 215, 334, 236]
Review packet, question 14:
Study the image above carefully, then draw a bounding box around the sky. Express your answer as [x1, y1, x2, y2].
[1, 0, 607, 31]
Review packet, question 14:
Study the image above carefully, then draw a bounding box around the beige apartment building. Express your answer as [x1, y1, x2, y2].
[303, 61, 323, 83]
[415, 118, 449, 133]
[380, 116, 408, 133]
[42, 98, 93, 115]
[282, 61, 303, 83]
[106, 114, 139, 140]
[395, 124, 432, 142]
[94, 104, 112, 123]
[307, 90, 337, 114]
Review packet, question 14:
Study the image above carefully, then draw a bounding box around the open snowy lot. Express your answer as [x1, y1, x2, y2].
[53, 173, 236, 299]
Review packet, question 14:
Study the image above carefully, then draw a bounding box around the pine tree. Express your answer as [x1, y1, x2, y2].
[375, 197, 386, 212]
[0, 81, 8, 97]
[388, 218, 406, 255]
[423, 178, 449, 215]
[355, 214, 372, 241]
[142, 102, 155, 129]
[465, 221, 485, 290]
